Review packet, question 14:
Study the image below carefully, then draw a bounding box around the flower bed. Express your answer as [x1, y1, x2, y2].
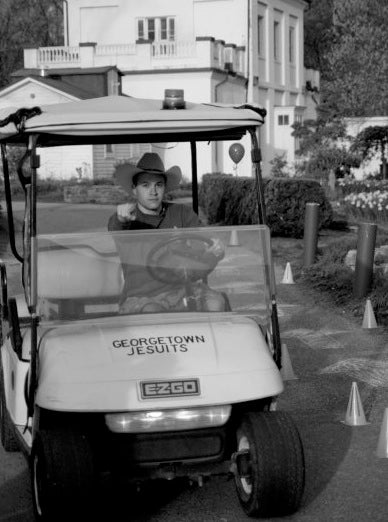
[344, 190, 388, 222]
[338, 177, 388, 196]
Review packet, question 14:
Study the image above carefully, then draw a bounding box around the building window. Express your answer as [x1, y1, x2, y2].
[257, 16, 264, 56]
[137, 19, 144, 40]
[278, 115, 289, 126]
[274, 21, 280, 60]
[289, 26, 295, 63]
[168, 18, 175, 40]
[161, 17, 167, 40]
[148, 18, 155, 41]
[137, 17, 175, 41]
[104, 144, 114, 157]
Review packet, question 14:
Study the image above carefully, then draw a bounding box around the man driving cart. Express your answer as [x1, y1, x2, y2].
[108, 152, 226, 313]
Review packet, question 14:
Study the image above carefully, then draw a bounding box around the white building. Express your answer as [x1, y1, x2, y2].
[0, 0, 318, 179]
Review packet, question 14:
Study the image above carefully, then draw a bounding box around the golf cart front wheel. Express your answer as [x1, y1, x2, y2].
[234, 411, 305, 518]
[31, 429, 95, 521]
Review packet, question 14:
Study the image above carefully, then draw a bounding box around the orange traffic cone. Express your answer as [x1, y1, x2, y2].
[376, 408, 388, 458]
[342, 382, 369, 426]
[281, 262, 295, 284]
[228, 229, 240, 247]
[280, 343, 298, 381]
[362, 298, 378, 329]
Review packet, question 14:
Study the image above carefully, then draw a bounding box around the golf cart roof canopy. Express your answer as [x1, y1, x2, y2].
[0, 95, 266, 146]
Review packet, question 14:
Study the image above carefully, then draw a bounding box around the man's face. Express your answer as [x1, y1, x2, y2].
[133, 172, 166, 213]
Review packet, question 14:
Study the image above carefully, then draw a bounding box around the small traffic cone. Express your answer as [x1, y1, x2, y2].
[228, 229, 240, 247]
[280, 343, 298, 381]
[362, 298, 378, 329]
[342, 382, 369, 426]
[376, 408, 388, 458]
[281, 262, 295, 284]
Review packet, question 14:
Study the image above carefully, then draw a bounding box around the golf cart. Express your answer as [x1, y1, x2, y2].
[0, 93, 304, 520]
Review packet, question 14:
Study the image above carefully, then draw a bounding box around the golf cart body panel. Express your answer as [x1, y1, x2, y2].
[1, 336, 29, 425]
[36, 318, 282, 412]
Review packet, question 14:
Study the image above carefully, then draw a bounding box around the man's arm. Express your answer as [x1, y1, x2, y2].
[108, 213, 124, 231]
[108, 213, 154, 231]
[108, 202, 138, 231]
[107, 213, 130, 231]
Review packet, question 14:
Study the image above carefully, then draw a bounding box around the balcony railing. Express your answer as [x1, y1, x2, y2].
[151, 41, 196, 58]
[24, 39, 246, 76]
[38, 46, 80, 65]
[95, 44, 136, 56]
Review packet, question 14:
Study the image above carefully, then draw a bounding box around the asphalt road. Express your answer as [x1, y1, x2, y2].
[1, 202, 388, 521]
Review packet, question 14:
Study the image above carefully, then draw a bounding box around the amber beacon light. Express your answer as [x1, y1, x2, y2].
[163, 89, 186, 109]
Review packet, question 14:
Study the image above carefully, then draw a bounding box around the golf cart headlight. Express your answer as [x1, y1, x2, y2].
[105, 405, 231, 433]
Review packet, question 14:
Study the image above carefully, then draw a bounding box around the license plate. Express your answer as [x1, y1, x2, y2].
[140, 379, 200, 399]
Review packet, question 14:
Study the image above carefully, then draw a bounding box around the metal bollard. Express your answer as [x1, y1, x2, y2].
[303, 202, 320, 267]
[353, 222, 377, 298]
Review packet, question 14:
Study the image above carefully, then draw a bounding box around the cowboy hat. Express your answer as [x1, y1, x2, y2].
[114, 152, 182, 193]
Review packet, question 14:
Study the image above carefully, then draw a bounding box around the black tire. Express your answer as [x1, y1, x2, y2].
[0, 368, 19, 452]
[234, 411, 305, 518]
[31, 429, 96, 521]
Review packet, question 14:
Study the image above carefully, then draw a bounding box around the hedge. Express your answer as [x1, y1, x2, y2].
[199, 174, 333, 238]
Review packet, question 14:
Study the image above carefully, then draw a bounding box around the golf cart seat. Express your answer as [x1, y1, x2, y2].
[37, 246, 124, 319]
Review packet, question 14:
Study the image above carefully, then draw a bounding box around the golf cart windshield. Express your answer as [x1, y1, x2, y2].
[36, 225, 273, 323]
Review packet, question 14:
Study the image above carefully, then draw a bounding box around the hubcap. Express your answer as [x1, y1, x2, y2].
[237, 435, 252, 495]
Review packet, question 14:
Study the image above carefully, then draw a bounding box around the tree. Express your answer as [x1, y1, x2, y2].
[0, 0, 63, 89]
[351, 126, 388, 179]
[292, 111, 360, 180]
[304, 0, 334, 77]
[322, 0, 388, 117]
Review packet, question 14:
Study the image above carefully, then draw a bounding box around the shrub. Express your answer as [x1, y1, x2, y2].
[265, 178, 333, 237]
[0, 177, 68, 201]
[167, 180, 193, 200]
[270, 154, 289, 178]
[199, 174, 333, 237]
[301, 235, 357, 305]
[0, 176, 118, 202]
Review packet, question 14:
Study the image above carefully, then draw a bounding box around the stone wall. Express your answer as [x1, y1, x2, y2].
[63, 185, 128, 204]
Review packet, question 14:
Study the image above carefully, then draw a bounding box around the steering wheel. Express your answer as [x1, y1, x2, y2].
[146, 234, 219, 285]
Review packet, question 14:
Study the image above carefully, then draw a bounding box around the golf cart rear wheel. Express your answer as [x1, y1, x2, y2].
[0, 371, 19, 452]
[31, 429, 95, 521]
[235, 411, 305, 518]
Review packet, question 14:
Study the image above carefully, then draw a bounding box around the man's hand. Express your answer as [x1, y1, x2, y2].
[206, 237, 225, 260]
[117, 202, 137, 223]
